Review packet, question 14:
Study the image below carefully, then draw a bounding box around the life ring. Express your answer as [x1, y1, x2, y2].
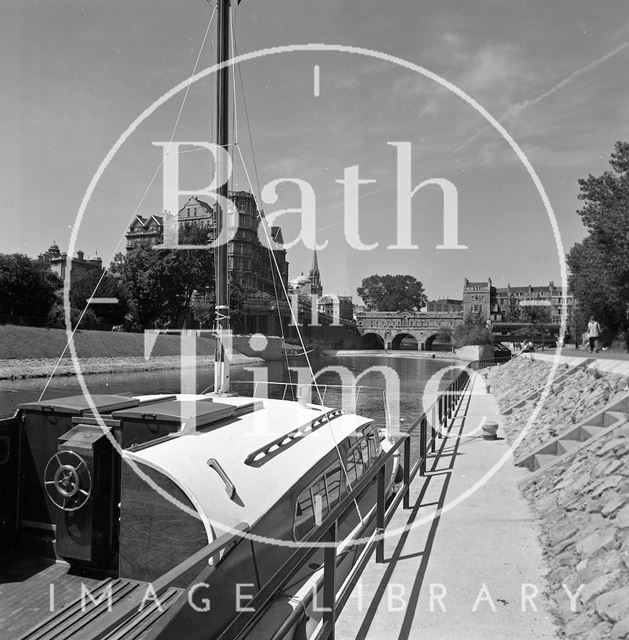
[44, 450, 92, 512]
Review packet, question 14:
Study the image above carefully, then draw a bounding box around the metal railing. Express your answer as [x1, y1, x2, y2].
[467, 355, 511, 371]
[219, 366, 474, 640]
[142, 357, 499, 640]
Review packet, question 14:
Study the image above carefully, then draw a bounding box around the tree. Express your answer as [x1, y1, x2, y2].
[66, 270, 128, 327]
[113, 225, 214, 330]
[191, 280, 249, 333]
[453, 314, 493, 347]
[435, 325, 454, 349]
[357, 274, 427, 311]
[520, 304, 551, 325]
[566, 142, 629, 340]
[0, 253, 61, 321]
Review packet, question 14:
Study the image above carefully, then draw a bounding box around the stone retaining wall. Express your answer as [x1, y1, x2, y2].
[488, 358, 628, 459]
[488, 357, 629, 640]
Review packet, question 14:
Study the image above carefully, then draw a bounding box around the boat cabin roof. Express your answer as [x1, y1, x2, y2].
[123, 394, 372, 542]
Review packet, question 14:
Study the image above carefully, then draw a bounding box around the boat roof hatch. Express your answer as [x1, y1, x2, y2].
[111, 399, 236, 429]
[244, 407, 345, 467]
[19, 394, 140, 416]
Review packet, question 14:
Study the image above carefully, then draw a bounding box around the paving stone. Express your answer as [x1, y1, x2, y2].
[595, 587, 629, 622]
[611, 616, 629, 640]
[579, 551, 625, 586]
[615, 504, 629, 529]
[565, 612, 595, 636]
[581, 514, 606, 536]
[602, 460, 625, 476]
[576, 529, 617, 558]
[615, 424, 629, 437]
[597, 439, 627, 456]
[585, 624, 610, 640]
[549, 523, 579, 546]
[602, 495, 629, 517]
[557, 550, 579, 567]
[580, 571, 622, 603]
[591, 476, 625, 498]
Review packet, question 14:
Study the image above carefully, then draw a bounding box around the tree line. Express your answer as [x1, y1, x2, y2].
[0, 226, 249, 332]
[567, 141, 629, 345]
[356, 142, 629, 349]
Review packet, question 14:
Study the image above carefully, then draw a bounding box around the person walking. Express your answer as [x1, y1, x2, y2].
[587, 316, 601, 353]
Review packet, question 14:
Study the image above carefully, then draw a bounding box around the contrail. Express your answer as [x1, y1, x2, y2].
[453, 40, 629, 155]
[507, 40, 629, 117]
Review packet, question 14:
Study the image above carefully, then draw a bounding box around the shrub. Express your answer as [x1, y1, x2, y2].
[453, 314, 493, 348]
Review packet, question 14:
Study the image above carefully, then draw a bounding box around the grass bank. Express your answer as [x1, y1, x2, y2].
[0, 325, 216, 359]
[0, 325, 260, 380]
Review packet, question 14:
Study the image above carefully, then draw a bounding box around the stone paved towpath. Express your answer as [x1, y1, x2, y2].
[335, 371, 557, 640]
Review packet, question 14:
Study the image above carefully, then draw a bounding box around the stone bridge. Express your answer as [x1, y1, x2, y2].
[355, 310, 462, 350]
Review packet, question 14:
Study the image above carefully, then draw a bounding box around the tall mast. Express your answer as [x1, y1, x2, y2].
[214, 0, 231, 393]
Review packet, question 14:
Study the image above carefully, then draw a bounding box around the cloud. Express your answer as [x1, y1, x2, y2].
[453, 40, 629, 155]
[458, 46, 520, 93]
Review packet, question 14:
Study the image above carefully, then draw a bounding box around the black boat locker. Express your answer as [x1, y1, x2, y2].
[111, 399, 237, 448]
[50, 423, 119, 567]
[17, 395, 139, 534]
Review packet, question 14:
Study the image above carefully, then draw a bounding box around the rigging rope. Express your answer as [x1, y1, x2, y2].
[234, 144, 364, 525]
[38, 4, 217, 401]
[231, 34, 294, 387]
[229, 21, 364, 520]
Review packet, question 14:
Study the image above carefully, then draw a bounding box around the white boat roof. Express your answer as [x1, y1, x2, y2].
[123, 395, 373, 543]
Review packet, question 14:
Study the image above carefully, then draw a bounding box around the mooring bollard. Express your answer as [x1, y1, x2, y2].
[482, 421, 499, 440]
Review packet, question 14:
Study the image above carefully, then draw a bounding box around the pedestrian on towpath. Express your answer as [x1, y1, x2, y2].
[587, 316, 601, 353]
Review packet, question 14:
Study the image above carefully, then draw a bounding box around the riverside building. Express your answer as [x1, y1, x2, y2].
[125, 192, 289, 296]
[463, 277, 575, 324]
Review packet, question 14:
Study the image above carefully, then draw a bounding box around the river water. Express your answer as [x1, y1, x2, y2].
[0, 354, 462, 424]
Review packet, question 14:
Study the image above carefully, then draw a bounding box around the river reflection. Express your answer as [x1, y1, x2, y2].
[0, 354, 463, 423]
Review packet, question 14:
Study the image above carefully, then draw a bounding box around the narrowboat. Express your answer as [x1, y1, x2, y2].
[0, 1, 402, 638]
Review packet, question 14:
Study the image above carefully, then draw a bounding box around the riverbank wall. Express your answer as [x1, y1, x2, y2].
[321, 349, 460, 361]
[487, 356, 629, 640]
[0, 325, 261, 380]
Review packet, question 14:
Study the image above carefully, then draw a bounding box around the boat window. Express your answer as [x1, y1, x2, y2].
[310, 476, 329, 525]
[360, 438, 370, 468]
[368, 430, 379, 460]
[345, 445, 360, 487]
[294, 487, 315, 539]
[324, 463, 342, 508]
[294, 472, 334, 540]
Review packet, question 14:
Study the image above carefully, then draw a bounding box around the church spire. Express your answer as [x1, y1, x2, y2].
[310, 248, 319, 276]
[308, 249, 322, 297]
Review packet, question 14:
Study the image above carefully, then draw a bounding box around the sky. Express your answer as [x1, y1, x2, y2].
[2, 0, 629, 303]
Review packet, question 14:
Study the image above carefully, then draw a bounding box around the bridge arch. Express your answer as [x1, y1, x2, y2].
[424, 333, 439, 351]
[359, 332, 385, 349]
[391, 332, 419, 351]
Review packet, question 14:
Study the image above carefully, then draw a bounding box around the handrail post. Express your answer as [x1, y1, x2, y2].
[438, 396, 443, 433]
[431, 404, 437, 452]
[419, 415, 427, 476]
[403, 434, 411, 509]
[322, 521, 337, 639]
[376, 464, 386, 563]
